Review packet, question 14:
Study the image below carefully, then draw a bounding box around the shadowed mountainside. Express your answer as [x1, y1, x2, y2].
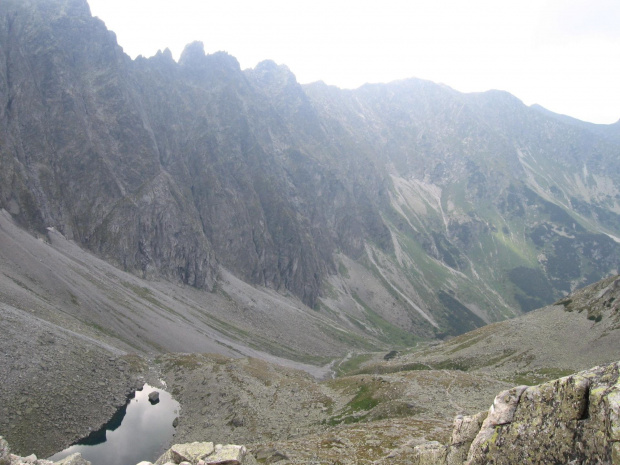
[1, 0, 619, 339]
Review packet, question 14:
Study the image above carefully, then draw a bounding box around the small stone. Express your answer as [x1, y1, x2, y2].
[148, 391, 160, 404]
[230, 416, 244, 427]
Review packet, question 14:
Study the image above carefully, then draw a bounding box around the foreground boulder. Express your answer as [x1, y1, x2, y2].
[411, 361, 620, 464]
[152, 442, 256, 465]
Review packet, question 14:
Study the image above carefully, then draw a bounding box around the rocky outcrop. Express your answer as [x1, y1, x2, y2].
[151, 442, 257, 465]
[411, 361, 620, 464]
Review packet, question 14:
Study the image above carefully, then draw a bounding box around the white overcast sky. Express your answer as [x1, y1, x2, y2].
[87, 0, 620, 124]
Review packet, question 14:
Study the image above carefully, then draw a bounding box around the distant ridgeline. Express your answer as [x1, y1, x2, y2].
[1, 0, 620, 338]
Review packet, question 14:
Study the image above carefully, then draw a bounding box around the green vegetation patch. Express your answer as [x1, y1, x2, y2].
[350, 292, 417, 347]
[436, 291, 486, 338]
[428, 349, 518, 372]
[508, 266, 555, 312]
[334, 353, 374, 377]
[350, 362, 431, 376]
[326, 382, 381, 425]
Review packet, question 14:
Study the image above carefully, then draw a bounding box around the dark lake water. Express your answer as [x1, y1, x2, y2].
[48, 383, 179, 465]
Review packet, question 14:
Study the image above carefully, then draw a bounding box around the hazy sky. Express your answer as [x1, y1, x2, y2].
[87, 0, 620, 124]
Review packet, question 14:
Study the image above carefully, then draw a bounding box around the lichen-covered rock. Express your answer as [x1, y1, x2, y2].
[446, 412, 487, 465]
[410, 361, 620, 464]
[463, 384, 527, 460]
[450, 412, 487, 446]
[608, 387, 620, 441]
[484, 384, 527, 427]
[467, 363, 619, 464]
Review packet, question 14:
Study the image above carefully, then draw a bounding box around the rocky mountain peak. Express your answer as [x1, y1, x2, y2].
[148, 47, 174, 62]
[179, 42, 241, 74]
[250, 60, 298, 86]
[179, 41, 206, 66]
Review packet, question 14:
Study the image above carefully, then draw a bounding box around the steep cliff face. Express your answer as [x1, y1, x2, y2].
[1, 0, 620, 335]
[0, 0, 217, 289]
[0, 0, 394, 309]
[130, 44, 394, 307]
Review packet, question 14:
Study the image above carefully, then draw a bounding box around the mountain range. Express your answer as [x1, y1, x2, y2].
[2, 0, 620, 342]
[2, 1, 620, 462]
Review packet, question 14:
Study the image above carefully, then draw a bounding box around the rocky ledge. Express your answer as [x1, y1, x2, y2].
[150, 441, 257, 465]
[0, 438, 257, 465]
[409, 361, 620, 464]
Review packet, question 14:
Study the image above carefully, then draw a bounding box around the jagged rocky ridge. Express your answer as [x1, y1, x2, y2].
[1, 0, 620, 337]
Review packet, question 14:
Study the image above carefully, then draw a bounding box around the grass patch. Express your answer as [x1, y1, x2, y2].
[325, 382, 381, 426]
[351, 292, 417, 347]
[334, 353, 374, 377]
[120, 354, 148, 373]
[444, 333, 487, 354]
[162, 353, 204, 371]
[350, 362, 431, 376]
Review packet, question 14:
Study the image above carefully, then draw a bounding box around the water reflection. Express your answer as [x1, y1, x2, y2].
[48, 384, 179, 465]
